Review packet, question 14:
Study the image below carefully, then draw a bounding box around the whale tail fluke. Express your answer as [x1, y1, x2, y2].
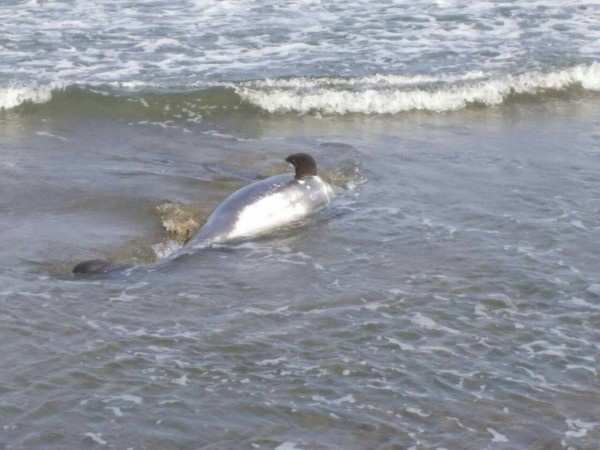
[72, 259, 113, 275]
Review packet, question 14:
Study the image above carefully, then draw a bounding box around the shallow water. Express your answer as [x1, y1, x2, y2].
[2, 1, 600, 449]
[2, 98, 600, 449]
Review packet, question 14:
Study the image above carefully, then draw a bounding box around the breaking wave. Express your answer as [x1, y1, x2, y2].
[235, 63, 600, 114]
[0, 81, 66, 111]
[2, 63, 599, 117]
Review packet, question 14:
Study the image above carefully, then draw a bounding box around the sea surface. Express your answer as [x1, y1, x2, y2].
[1, 1, 600, 449]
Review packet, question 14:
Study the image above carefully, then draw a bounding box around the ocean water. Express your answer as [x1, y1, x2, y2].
[1, 1, 600, 449]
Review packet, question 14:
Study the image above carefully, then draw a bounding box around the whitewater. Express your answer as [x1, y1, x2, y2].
[2, 0, 599, 115]
[1, 1, 600, 449]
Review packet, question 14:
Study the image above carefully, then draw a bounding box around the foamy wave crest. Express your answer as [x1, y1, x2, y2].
[0, 82, 65, 110]
[235, 63, 600, 115]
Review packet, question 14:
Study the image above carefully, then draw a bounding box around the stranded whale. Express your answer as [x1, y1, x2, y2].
[73, 153, 334, 275]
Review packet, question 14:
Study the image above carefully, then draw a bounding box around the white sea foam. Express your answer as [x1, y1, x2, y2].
[520, 340, 568, 358]
[565, 419, 597, 438]
[257, 356, 287, 366]
[244, 306, 290, 316]
[3, 0, 599, 95]
[152, 240, 183, 260]
[171, 374, 189, 386]
[386, 337, 415, 351]
[0, 82, 63, 110]
[105, 406, 124, 417]
[565, 364, 597, 375]
[2, 63, 598, 114]
[236, 71, 488, 90]
[312, 394, 356, 405]
[406, 407, 430, 417]
[236, 63, 600, 115]
[587, 284, 600, 296]
[83, 432, 107, 445]
[274, 443, 303, 450]
[107, 394, 143, 404]
[410, 313, 460, 335]
[135, 38, 181, 53]
[487, 428, 508, 443]
[568, 297, 598, 309]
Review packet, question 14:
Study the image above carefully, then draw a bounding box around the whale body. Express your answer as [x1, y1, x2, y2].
[192, 174, 333, 246]
[73, 153, 334, 275]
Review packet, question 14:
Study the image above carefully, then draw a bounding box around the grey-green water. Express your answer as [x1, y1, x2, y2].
[2, 1, 600, 448]
[2, 97, 600, 449]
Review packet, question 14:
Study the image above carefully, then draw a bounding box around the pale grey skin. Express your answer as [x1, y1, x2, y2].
[191, 173, 334, 247]
[73, 154, 334, 275]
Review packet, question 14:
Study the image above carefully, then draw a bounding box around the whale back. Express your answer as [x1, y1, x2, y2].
[191, 173, 333, 246]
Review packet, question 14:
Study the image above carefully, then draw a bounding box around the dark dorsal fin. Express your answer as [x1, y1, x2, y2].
[285, 153, 317, 180]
